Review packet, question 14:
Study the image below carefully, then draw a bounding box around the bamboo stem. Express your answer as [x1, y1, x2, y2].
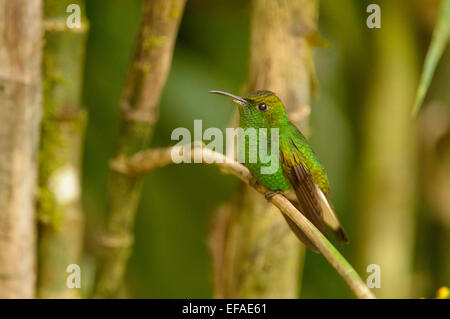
[93, 0, 186, 298]
[420, 102, 450, 291]
[0, 0, 43, 298]
[36, 0, 88, 298]
[111, 145, 376, 299]
[212, 0, 319, 298]
[357, 0, 418, 298]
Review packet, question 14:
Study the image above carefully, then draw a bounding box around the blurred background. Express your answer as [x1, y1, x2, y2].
[79, 0, 450, 298]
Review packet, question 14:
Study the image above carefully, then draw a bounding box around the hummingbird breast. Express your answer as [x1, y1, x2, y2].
[238, 125, 292, 191]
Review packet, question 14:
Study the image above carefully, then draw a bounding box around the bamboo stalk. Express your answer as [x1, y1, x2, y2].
[212, 0, 319, 298]
[110, 145, 376, 299]
[0, 0, 43, 298]
[420, 102, 450, 293]
[357, 0, 418, 298]
[36, 0, 88, 298]
[93, 0, 186, 298]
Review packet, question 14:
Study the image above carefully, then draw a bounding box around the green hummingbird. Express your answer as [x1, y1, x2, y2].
[210, 89, 348, 251]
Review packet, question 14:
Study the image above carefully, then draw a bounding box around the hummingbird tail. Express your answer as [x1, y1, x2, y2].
[316, 186, 349, 243]
[281, 212, 320, 253]
[334, 227, 348, 243]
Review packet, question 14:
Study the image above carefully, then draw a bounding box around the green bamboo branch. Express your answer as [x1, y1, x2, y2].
[413, 0, 450, 116]
[110, 145, 376, 299]
[37, 0, 88, 298]
[93, 0, 187, 298]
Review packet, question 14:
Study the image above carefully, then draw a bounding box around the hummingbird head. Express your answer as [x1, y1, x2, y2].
[209, 89, 289, 128]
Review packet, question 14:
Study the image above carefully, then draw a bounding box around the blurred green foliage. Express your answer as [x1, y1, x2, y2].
[82, 0, 449, 298]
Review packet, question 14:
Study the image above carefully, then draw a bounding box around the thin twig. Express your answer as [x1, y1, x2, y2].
[111, 145, 376, 299]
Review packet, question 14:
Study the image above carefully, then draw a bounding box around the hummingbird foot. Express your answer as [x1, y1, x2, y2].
[249, 176, 259, 188]
[265, 190, 283, 200]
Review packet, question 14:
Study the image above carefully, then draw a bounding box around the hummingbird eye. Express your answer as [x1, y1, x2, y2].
[258, 103, 268, 112]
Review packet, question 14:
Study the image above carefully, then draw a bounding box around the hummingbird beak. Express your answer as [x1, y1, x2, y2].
[209, 90, 247, 105]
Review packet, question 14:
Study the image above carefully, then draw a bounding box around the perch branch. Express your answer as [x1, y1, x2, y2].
[111, 145, 376, 299]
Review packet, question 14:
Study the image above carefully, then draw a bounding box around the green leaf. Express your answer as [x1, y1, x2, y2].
[413, 0, 450, 116]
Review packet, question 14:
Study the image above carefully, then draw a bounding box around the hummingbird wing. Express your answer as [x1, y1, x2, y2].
[281, 149, 328, 236]
[280, 136, 348, 246]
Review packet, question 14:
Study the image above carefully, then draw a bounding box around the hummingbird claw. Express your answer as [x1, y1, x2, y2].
[249, 177, 259, 187]
[265, 190, 283, 200]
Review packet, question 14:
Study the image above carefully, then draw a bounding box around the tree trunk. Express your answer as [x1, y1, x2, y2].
[0, 0, 43, 298]
[94, 0, 186, 298]
[37, 0, 88, 298]
[213, 0, 319, 298]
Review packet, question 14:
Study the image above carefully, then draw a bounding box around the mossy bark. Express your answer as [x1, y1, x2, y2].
[212, 0, 319, 298]
[36, 0, 88, 298]
[0, 0, 42, 298]
[93, 0, 186, 298]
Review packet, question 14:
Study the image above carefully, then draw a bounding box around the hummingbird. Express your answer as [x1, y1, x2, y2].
[209, 89, 348, 251]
